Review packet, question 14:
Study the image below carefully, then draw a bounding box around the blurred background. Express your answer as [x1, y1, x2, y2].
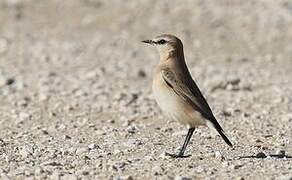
[0, 0, 292, 179]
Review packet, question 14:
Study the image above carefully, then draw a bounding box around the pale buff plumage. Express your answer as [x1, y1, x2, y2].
[152, 64, 205, 128]
[142, 34, 232, 158]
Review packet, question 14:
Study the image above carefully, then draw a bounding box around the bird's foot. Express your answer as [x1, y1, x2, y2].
[165, 152, 191, 158]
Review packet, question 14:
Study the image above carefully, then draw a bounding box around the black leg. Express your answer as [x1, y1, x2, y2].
[166, 128, 195, 158]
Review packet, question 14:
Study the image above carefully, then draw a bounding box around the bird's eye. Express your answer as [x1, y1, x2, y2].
[157, 39, 166, 44]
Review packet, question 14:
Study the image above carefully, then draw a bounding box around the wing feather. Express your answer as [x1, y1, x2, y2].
[161, 68, 233, 147]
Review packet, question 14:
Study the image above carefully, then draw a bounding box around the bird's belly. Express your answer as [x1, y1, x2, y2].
[152, 79, 205, 127]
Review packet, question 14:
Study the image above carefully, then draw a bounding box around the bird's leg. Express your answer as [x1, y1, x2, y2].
[166, 127, 195, 158]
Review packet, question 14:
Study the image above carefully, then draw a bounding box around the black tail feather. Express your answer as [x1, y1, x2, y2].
[217, 129, 233, 147]
[207, 118, 233, 147]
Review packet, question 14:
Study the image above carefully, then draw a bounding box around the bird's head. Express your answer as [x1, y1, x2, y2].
[142, 34, 183, 57]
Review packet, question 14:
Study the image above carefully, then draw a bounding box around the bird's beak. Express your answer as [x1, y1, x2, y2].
[141, 39, 154, 45]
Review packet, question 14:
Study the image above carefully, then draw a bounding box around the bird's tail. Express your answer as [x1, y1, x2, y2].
[217, 128, 233, 147]
[207, 121, 233, 147]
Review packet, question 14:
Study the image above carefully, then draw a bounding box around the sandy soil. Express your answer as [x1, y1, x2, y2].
[0, 0, 292, 179]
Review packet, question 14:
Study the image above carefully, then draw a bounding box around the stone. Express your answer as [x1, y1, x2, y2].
[215, 151, 225, 160]
[174, 176, 191, 180]
[255, 152, 267, 158]
[88, 143, 98, 150]
[61, 174, 78, 180]
[76, 147, 89, 155]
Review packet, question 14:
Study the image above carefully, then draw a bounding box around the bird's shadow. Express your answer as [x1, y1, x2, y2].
[238, 152, 292, 159]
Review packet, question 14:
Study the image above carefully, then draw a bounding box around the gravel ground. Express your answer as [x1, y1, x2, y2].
[0, 0, 292, 179]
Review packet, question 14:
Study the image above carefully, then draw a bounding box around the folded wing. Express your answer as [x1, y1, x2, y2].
[161, 68, 233, 147]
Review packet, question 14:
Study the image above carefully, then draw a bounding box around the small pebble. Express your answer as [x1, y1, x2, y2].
[215, 151, 225, 160]
[126, 125, 137, 134]
[88, 143, 98, 150]
[152, 165, 164, 176]
[64, 135, 71, 139]
[276, 150, 285, 156]
[115, 175, 134, 180]
[174, 176, 191, 180]
[61, 174, 78, 180]
[195, 166, 204, 173]
[137, 69, 146, 78]
[235, 177, 244, 180]
[222, 161, 229, 167]
[34, 167, 44, 175]
[76, 147, 88, 155]
[255, 152, 267, 158]
[222, 108, 232, 117]
[6, 78, 15, 85]
[144, 155, 155, 161]
[229, 78, 241, 86]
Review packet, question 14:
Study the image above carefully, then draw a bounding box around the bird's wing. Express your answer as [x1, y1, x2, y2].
[161, 68, 214, 120]
[161, 68, 233, 147]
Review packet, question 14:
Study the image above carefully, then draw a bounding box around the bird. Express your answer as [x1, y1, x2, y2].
[142, 34, 233, 158]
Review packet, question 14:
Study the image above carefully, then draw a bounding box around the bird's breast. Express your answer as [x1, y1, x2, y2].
[152, 74, 180, 115]
[152, 71, 206, 127]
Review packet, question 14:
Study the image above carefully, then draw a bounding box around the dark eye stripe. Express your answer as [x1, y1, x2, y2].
[157, 39, 166, 44]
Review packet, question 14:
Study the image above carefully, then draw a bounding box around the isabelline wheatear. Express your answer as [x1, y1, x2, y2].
[142, 34, 232, 158]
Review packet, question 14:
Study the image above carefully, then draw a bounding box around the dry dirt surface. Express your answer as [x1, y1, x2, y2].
[0, 0, 292, 179]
